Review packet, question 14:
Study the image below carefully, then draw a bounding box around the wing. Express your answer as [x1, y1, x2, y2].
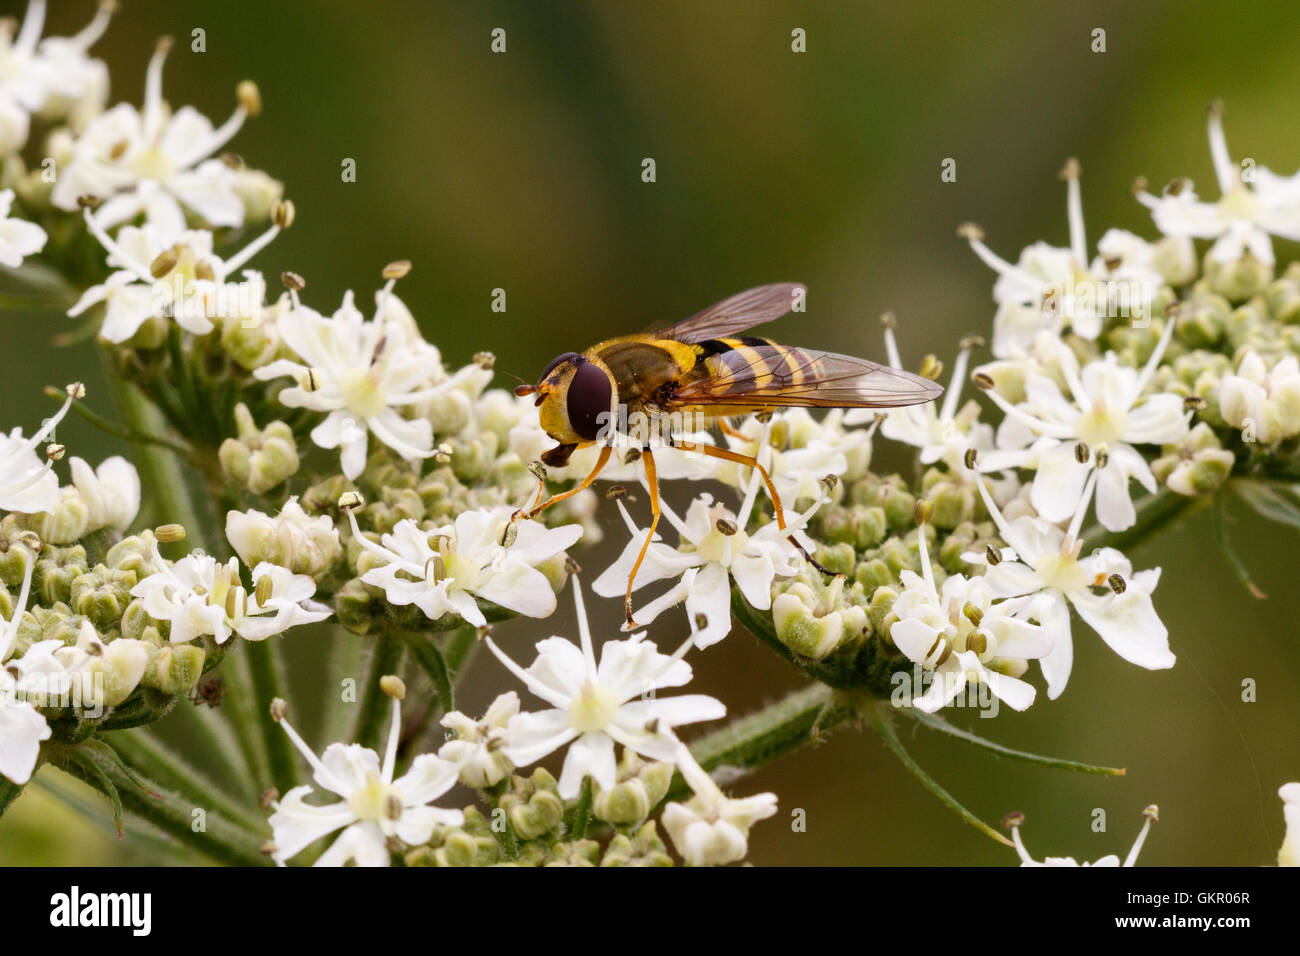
[660, 283, 806, 344]
[673, 342, 944, 409]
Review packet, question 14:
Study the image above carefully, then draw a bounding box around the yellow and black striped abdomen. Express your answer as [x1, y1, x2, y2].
[689, 335, 814, 396]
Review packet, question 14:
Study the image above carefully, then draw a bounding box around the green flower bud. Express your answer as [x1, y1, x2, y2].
[232, 167, 284, 224]
[1172, 290, 1231, 349]
[334, 578, 378, 635]
[499, 768, 565, 840]
[771, 578, 868, 661]
[1204, 250, 1273, 302]
[218, 405, 300, 495]
[867, 585, 901, 644]
[221, 312, 280, 370]
[142, 643, 207, 695]
[404, 807, 500, 867]
[367, 488, 425, 535]
[854, 557, 895, 594]
[817, 505, 887, 550]
[812, 541, 856, 577]
[19, 488, 91, 545]
[601, 821, 674, 867]
[1266, 267, 1300, 325]
[543, 839, 601, 867]
[1152, 423, 1236, 496]
[1224, 297, 1272, 354]
[592, 750, 674, 826]
[69, 570, 133, 629]
[426, 388, 472, 436]
[36, 545, 89, 605]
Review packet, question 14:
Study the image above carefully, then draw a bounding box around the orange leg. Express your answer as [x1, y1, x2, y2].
[522, 444, 612, 520]
[671, 437, 833, 577]
[718, 418, 750, 441]
[670, 438, 787, 529]
[624, 447, 661, 629]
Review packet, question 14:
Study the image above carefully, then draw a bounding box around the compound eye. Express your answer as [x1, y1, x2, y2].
[540, 351, 580, 382]
[565, 359, 613, 442]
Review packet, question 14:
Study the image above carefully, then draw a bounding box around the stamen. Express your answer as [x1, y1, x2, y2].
[1060, 158, 1087, 264]
[1206, 99, 1236, 196]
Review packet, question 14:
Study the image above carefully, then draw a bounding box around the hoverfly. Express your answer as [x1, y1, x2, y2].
[512, 283, 943, 628]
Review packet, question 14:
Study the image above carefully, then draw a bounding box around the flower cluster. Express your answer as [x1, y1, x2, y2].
[2, 5, 1298, 868]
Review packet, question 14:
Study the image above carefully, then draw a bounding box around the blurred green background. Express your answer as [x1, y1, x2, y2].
[4, 0, 1299, 865]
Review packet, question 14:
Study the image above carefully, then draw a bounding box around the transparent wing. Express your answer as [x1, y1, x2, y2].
[673, 344, 944, 409]
[659, 283, 806, 344]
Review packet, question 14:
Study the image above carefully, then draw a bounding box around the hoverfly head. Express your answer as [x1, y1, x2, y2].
[531, 351, 614, 447]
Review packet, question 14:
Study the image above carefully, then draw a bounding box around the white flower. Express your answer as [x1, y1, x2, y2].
[485, 583, 725, 799]
[52, 38, 254, 241]
[1279, 783, 1300, 867]
[720, 411, 867, 504]
[69, 214, 283, 343]
[0, 385, 75, 514]
[268, 692, 463, 866]
[660, 745, 777, 866]
[130, 542, 331, 645]
[438, 692, 519, 788]
[963, 163, 1168, 355]
[11, 621, 149, 714]
[890, 519, 1050, 713]
[976, 318, 1188, 532]
[346, 504, 581, 628]
[1136, 104, 1300, 266]
[255, 287, 455, 479]
[1008, 806, 1157, 867]
[1218, 350, 1300, 445]
[225, 497, 340, 577]
[0, 189, 46, 267]
[593, 469, 823, 646]
[69, 455, 140, 532]
[848, 318, 992, 471]
[661, 788, 778, 866]
[0, 545, 48, 785]
[0, 0, 112, 154]
[967, 475, 1174, 699]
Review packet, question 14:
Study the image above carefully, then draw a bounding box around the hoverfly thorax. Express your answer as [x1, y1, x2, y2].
[516, 351, 617, 466]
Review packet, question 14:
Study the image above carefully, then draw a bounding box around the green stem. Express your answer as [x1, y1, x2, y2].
[49, 742, 270, 867]
[0, 776, 26, 818]
[667, 683, 845, 802]
[219, 642, 274, 792]
[869, 701, 1013, 847]
[49, 385, 196, 460]
[352, 634, 406, 751]
[104, 369, 202, 534]
[1079, 489, 1202, 555]
[107, 730, 268, 832]
[244, 640, 300, 790]
[164, 697, 259, 802]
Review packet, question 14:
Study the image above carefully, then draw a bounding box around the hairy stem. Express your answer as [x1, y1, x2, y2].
[243, 640, 300, 791]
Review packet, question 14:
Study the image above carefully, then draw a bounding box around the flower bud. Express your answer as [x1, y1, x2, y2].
[499, 768, 565, 840]
[225, 497, 341, 577]
[142, 643, 207, 695]
[771, 580, 867, 661]
[219, 404, 300, 495]
[601, 821, 673, 867]
[592, 750, 674, 826]
[1205, 249, 1273, 302]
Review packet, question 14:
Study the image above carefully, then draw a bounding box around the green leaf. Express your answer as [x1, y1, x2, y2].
[869, 701, 1013, 847]
[900, 708, 1125, 775]
[1233, 478, 1300, 532]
